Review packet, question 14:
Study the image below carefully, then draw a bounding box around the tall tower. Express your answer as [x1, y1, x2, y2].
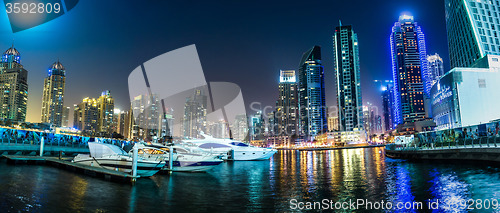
[427, 54, 445, 86]
[298, 46, 327, 138]
[390, 15, 429, 126]
[73, 98, 99, 135]
[333, 24, 364, 131]
[97, 90, 114, 135]
[183, 89, 207, 138]
[41, 61, 66, 127]
[276, 70, 298, 136]
[0, 45, 28, 123]
[445, 0, 500, 68]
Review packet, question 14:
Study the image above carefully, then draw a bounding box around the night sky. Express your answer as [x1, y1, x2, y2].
[0, 0, 449, 124]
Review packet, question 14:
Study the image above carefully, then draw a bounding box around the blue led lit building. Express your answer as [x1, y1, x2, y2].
[0, 45, 28, 123]
[41, 61, 66, 127]
[333, 24, 364, 131]
[445, 0, 500, 69]
[390, 15, 431, 126]
[298, 46, 327, 138]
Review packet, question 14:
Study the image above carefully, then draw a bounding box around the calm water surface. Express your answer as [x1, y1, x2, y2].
[1, 147, 500, 212]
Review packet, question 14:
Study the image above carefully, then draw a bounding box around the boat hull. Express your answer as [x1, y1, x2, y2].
[73, 156, 165, 177]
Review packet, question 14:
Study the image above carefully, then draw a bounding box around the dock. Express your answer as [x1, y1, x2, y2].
[1, 155, 140, 183]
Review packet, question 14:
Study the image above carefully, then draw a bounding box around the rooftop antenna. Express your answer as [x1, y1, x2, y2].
[339, 20, 342, 27]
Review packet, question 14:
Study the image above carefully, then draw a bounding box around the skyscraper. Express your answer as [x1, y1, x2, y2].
[298, 46, 327, 138]
[73, 97, 99, 135]
[276, 70, 298, 136]
[97, 90, 114, 135]
[183, 89, 207, 138]
[250, 111, 265, 140]
[445, 0, 500, 68]
[381, 84, 394, 131]
[333, 24, 364, 131]
[427, 54, 445, 86]
[131, 93, 161, 140]
[41, 61, 66, 127]
[390, 15, 429, 126]
[61, 106, 70, 127]
[0, 45, 28, 123]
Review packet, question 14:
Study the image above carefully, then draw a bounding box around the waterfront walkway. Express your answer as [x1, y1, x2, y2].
[278, 144, 385, 151]
[385, 135, 500, 162]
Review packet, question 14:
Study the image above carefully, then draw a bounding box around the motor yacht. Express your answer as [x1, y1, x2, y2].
[72, 142, 166, 177]
[182, 134, 277, 161]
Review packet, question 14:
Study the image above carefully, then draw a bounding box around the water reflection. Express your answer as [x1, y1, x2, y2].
[1, 148, 500, 212]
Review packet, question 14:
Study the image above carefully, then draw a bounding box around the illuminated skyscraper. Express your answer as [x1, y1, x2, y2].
[131, 93, 161, 140]
[97, 90, 114, 135]
[298, 46, 327, 138]
[0, 45, 28, 123]
[445, 0, 500, 68]
[183, 89, 207, 138]
[41, 61, 66, 127]
[381, 84, 394, 131]
[73, 98, 99, 135]
[276, 70, 298, 136]
[390, 15, 430, 126]
[333, 24, 364, 131]
[427, 54, 445, 86]
[61, 106, 70, 127]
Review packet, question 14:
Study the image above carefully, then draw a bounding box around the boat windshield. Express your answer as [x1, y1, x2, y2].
[230, 142, 249, 147]
[199, 143, 231, 149]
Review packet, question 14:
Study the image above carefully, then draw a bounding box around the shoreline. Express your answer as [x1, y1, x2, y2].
[276, 144, 386, 151]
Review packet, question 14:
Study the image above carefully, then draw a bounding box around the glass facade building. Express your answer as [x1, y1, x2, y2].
[445, 0, 500, 68]
[427, 54, 445, 86]
[431, 55, 500, 130]
[390, 15, 430, 126]
[41, 61, 66, 127]
[298, 46, 327, 138]
[276, 70, 298, 136]
[0, 46, 28, 123]
[333, 24, 363, 131]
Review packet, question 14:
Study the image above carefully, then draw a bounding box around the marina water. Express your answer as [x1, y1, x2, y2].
[1, 147, 500, 212]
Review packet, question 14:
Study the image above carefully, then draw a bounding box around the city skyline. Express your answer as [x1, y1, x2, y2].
[0, 0, 450, 124]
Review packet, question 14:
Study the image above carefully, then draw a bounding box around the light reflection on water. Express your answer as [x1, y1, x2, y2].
[0, 147, 500, 212]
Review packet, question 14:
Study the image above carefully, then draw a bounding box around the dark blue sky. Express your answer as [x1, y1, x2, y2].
[0, 0, 449, 122]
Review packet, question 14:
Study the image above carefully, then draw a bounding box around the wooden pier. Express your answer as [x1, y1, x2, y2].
[1, 155, 140, 183]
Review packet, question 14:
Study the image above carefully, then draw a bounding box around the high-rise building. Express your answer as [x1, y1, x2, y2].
[390, 15, 430, 126]
[276, 70, 298, 136]
[0, 45, 28, 123]
[131, 93, 161, 140]
[61, 106, 70, 127]
[183, 89, 207, 138]
[333, 24, 364, 131]
[41, 61, 66, 127]
[427, 54, 445, 86]
[250, 111, 265, 140]
[327, 116, 339, 131]
[445, 0, 500, 68]
[298, 46, 327, 138]
[231, 114, 248, 141]
[381, 84, 394, 131]
[97, 90, 114, 135]
[73, 98, 99, 135]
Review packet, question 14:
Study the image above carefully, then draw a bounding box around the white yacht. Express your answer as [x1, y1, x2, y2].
[137, 143, 224, 172]
[72, 142, 166, 177]
[182, 135, 277, 161]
